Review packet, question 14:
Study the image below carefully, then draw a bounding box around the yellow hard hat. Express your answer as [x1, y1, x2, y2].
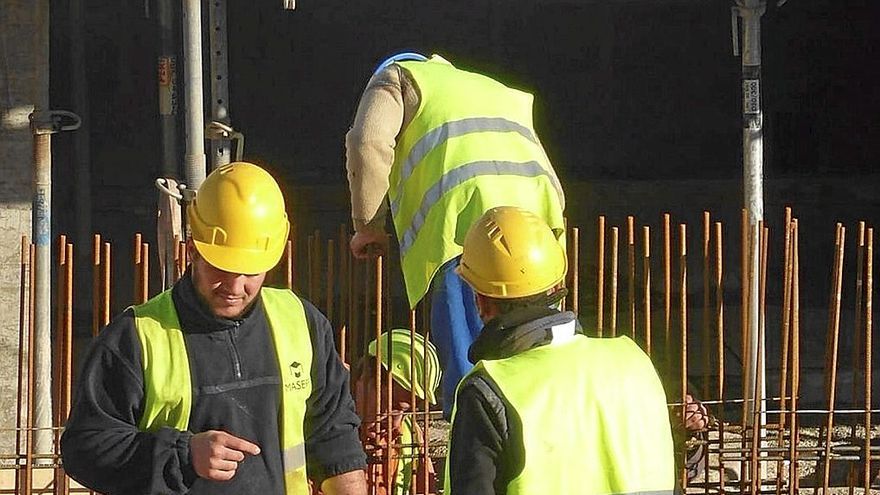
[456, 206, 567, 299]
[368, 329, 441, 405]
[187, 162, 290, 275]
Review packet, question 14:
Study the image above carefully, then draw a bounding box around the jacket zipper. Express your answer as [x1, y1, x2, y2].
[227, 321, 243, 379]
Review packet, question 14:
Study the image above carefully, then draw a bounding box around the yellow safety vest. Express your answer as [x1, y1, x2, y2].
[392, 56, 566, 307]
[446, 334, 675, 495]
[132, 287, 313, 494]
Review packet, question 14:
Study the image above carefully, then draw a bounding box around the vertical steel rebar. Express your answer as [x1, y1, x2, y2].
[102, 242, 111, 326]
[25, 243, 36, 495]
[628, 216, 636, 339]
[570, 227, 580, 316]
[92, 234, 101, 337]
[822, 224, 845, 493]
[864, 227, 873, 493]
[776, 216, 793, 495]
[643, 226, 651, 356]
[788, 219, 800, 495]
[597, 216, 605, 336]
[715, 221, 726, 494]
[134, 233, 142, 305]
[847, 222, 866, 492]
[664, 214, 672, 365]
[140, 243, 150, 303]
[703, 212, 711, 400]
[678, 223, 688, 490]
[16, 237, 29, 494]
[60, 242, 74, 495]
[740, 220, 755, 492]
[54, 235, 67, 490]
[610, 227, 619, 337]
[779, 208, 793, 431]
[750, 224, 768, 494]
[421, 300, 431, 493]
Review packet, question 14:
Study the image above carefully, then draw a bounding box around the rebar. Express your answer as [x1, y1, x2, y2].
[703, 211, 711, 400]
[864, 226, 873, 493]
[664, 213, 672, 364]
[628, 216, 636, 339]
[570, 226, 580, 316]
[15, 237, 28, 494]
[610, 226, 619, 337]
[643, 226, 651, 356]
[679, 223, 688, 489]
[822, 223, 845, 492]
[597, 216, 605, 336]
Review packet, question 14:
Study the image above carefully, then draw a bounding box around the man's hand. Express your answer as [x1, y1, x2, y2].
[681, 394, 709, 431]
[190, 430, 261, 481]
[362, 409, 407, 460]
[350, 230, 389, 259]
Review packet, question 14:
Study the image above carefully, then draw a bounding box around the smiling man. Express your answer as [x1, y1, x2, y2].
[62, 162, 367, 495]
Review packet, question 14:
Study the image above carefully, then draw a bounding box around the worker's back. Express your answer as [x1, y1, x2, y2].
[476, 333, 675, 494]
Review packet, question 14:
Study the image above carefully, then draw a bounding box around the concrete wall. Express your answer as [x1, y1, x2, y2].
[0, 1, 48, 454]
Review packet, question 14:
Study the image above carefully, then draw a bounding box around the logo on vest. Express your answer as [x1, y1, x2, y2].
[286, 361, 310, 392]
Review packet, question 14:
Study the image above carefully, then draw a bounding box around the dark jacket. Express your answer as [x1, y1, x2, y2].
[61, 273, 366, 494]
[446, 308, 579, 495]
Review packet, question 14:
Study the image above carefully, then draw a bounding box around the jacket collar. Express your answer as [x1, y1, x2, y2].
[468, 307, 580, 363]
[171, 270, 263, 334]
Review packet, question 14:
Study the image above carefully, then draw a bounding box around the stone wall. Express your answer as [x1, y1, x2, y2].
[0, 1, 48, 454]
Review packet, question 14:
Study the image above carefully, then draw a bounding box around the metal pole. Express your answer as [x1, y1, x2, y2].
[735, 0, 767, 436]
[182, 0, 207, 189]
[208, 0, 232, 168]
[157, 0, 179, 177]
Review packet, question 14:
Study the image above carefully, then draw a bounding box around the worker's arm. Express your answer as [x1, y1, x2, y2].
[446, 374, 512, 495]
[301, 299, 368, 486]
[320, 468, 368, 495]
[61, 311, 198, 494]
[344, 66, 405, 250]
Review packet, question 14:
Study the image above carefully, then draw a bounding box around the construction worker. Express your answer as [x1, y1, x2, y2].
[61, 162, 368, 495]
[445, 206, 676, 494]
[345, 51, 565, 418]
[352, 329, 442, 495]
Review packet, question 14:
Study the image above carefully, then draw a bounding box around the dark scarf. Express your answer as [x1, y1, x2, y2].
[468, 307, 579, 363]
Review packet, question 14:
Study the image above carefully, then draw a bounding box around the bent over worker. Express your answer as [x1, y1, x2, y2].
[62, 162, 367, 495]
[446, 206, 675, 494]
[345, 52, 565, 418]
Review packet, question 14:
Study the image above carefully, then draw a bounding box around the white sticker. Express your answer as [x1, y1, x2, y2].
[743, 79, 760, 114]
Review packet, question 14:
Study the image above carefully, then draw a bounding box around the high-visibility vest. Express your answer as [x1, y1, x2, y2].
[133, 287, 313, 494]
[446, 334, 675, 495]
[391, 56, 565, 307]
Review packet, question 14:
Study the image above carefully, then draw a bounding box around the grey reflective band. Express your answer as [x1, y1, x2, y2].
[393, 117, 540, 216]
[398, 160, 564, 255]
[282, 442, 306, 471]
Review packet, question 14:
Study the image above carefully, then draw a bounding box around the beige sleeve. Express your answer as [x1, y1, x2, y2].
[345, 67, 406, 232]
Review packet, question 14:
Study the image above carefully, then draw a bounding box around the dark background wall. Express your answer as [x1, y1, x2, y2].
[46, 0, 880, 394]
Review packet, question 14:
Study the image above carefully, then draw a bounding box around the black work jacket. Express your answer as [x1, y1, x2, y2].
[61, 273, 366, 494]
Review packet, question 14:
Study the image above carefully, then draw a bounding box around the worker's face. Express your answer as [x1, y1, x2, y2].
[188, 242, 267, 319]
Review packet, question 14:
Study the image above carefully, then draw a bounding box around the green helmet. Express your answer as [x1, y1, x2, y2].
[368, 329, 441, 405]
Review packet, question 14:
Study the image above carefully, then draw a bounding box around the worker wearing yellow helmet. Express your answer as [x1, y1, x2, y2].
[62, 162, 368, 495]
[445, 206, 676, 495]
[353, 329, 441, 495]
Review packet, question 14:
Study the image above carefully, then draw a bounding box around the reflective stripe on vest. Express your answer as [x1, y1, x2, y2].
[133, 287, 313, 494]
[391, 57, 565, 307]
[445, 334, 675, 495]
